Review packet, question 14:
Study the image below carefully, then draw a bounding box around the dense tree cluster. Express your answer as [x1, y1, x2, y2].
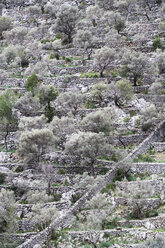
[0, 0, 164, 247]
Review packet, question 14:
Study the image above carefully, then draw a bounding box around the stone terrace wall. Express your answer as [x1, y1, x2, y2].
[116, 178, 165, 195]
[153, 142, 165, 152]
[127, 120, 165, 159]
[17, 121, 165, 248]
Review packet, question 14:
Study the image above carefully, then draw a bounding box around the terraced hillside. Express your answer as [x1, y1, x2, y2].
[0, 0, 165, 247]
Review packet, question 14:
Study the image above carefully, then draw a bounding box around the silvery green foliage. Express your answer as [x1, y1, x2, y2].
[86, 210, 108, 230]
[74, 172, 102, 189]
[95, 0, 114, 10]
[73, 30, 98, 60]
[138, 235, 165, 248]
[0, 69, 8, 84]
[31, 203, 59, 230]
[121, 49, 153, 86]
[44, 2, 56, 16]
[114, 0, 136, 20]
[0, 16, 12, 37]
[86, 5, 102, 26]
[25, 61, 51, 79]
[65, 132, 110, 176]
[89, 82, 107, 102]
[17, 128, 55, 166]
[18, 115, 47, 131]
[26, 190, 53, 204]
[15, 92, 42, 117]
[55, 92, 84, 116]
[25, 41, 43, 61]
[148, 82, 163, 95]
[135, 104, 157, 131]
[0, 189, 17, 232]
[53, 4, 79, 43]
[41, 164, 55, 195]
[3, 26, 27, 45]
[26, 5, 42, 25]
[101, 11, 125, 33]
[93, 47, 116, 77]
[107, 79, 134, 106]
[49, 116, 76, 150]
[156, 50, 165, 74]
[75, 193, 113, 230]
[105, 29, 125, 48]
[0, 45, 28, 67]
[86, 193, 112, 209]
[81, 108, 116, 134]
[0, 45, 17, 65]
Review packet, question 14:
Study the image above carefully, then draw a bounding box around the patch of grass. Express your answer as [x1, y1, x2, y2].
[133, 154, 155, 163]
[0, 172, 5, 184]
[101, 182, 116, 193]
[85, 99, 97, 109]
[80, 71, 100, 78]
[71, 193, 81, 204]
[57, 168, 66, 175]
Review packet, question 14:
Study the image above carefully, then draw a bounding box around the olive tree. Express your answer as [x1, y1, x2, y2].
[86, 5, 102, 27]
[42, 164, 55, 195]
[114, 0, 136, 21]
[53, 4, 79, 43]
[121, 49, 148, 86]
[73, 30, 98, 60]
[135, 104, 157, 132]
[0, 90, 17, 150]
[0, 189, 17, 233]
[148, 82, 163, 95]
[15, 92, 41, 117]
[0, 45, 17, 65]
[65, 132, 110, 176]
[49, 116, 76, 150]
[81, 108, 116, 134]
[17, 128, 55, 168]
[26, 5, 42, 26]
[3, 27, 27, 45]
[55, 92, 84, 116]
[18, 115, 47, 131]
[102, 11, 125, 33]
[107, 79, 134, 107]
[30, 203, 59, 231]
[139, 235, 165, 248]
[25, 61, 51, 80]
[0, 16, 12, 39]
[94, 47, 116, 77]
[26, 190, 53, 204]
[156, 50, 165, 74]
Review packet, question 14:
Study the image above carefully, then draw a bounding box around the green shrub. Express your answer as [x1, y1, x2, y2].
[49, 52, 56, 59]
[40, 39, 50, 44]
[53, 193, 62, 202]
[85, 99, 97, 109]
[65, 57, 72, 63]
[25, 73, 39, 93]
[63, 76, 71, 84]
[80, 72, 100, 78]
[57, 168, 66, 175]
[0, 172, 5, 184]
[153, 36, 163, 51]
[71, 193, 81, 204]
[104, 217, 120, 229]
[101, 183, 116, 193]
[55, 33, 62, 39]
[133, 154, 154, 163]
